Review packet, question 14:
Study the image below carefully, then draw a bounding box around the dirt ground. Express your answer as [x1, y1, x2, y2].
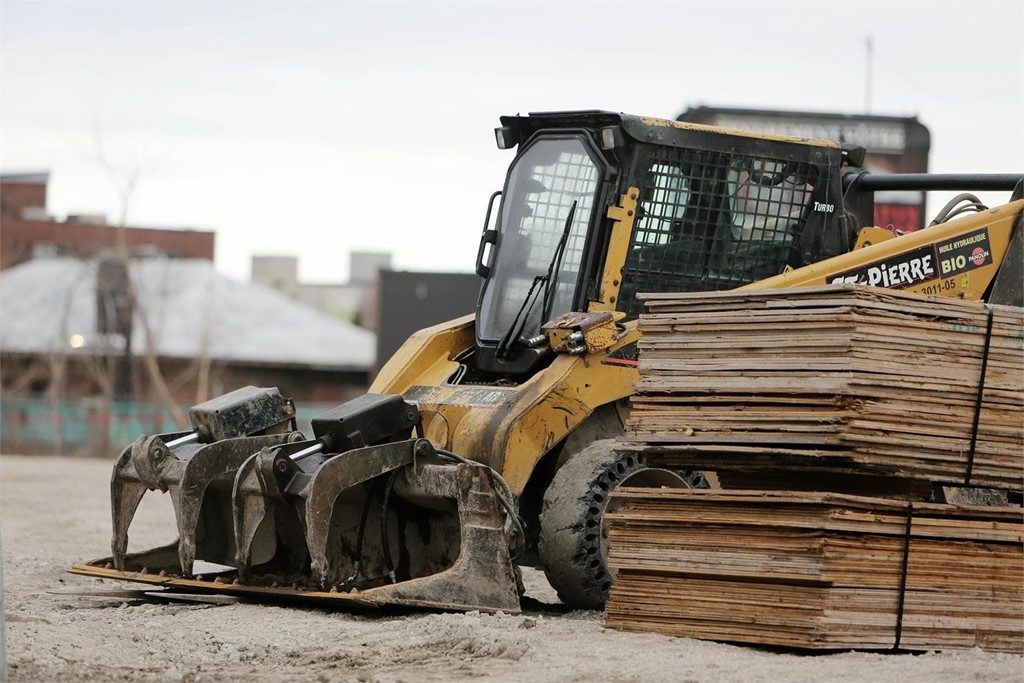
[1, 454, 1021, 682]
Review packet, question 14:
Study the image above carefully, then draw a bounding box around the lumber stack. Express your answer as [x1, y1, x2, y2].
[605, 488, 1024, 652]
[625, 285, 1024, 489]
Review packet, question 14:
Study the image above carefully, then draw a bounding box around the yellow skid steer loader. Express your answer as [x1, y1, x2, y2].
[72, 111, 1023, 613]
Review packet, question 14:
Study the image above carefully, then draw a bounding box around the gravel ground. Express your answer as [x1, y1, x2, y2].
[2, 454, 1021, 682]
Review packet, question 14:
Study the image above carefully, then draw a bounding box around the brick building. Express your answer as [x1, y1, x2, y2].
[0, 171, 376, 454]
[0, 172, 215, 270]
[0, 257, 376, 454]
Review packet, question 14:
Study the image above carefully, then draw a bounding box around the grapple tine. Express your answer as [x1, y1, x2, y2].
[110, 432, 189, 569]
[232, 448, 283, 582]
[231, 439, 325, 582]
[110, 439, 147, 570]
[110, 478, 147, 570]
[368, 461, 521, 613]
[175, 434, 299, 575]
[303, 440, 424, 587]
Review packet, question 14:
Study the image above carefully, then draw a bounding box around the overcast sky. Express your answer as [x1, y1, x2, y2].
[3, 0, 1022, 283]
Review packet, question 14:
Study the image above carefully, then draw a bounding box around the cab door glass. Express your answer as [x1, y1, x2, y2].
[478, 137, 601, 341]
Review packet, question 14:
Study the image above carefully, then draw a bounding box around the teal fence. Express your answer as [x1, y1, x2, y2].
[0, 397, 334, 455]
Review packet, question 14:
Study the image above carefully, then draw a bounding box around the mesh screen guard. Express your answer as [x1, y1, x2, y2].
[618, 145, 827, 317]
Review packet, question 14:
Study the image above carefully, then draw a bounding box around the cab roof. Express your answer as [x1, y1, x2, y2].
[499, 110, 843, 152]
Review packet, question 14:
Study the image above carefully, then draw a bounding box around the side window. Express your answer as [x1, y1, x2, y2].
[617, 147, 819, 318]
[630, 163, 690, 246]
[726, 159, 814, 243]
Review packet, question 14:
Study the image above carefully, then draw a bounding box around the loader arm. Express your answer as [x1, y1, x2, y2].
[742, 200, 1023, 300]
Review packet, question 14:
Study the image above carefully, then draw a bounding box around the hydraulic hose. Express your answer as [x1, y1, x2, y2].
[436, 448, 525, 558]
[380, 469, 401, 584]
[929, 193, 988, 226]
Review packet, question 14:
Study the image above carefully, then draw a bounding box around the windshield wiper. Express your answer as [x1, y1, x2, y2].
[495, 201, 578, 360]
[540, 200, 577, 324]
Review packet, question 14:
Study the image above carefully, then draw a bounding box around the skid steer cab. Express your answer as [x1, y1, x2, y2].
[72, 111, 1024, 613]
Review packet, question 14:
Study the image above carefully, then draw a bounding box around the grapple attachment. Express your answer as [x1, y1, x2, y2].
[230, 393, 522, 613]
[110, 386, 302, 573]
[86, 390, 522, 613]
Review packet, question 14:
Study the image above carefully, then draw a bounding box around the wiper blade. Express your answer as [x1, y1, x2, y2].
[540, 200, 577, 323]
[496, 274, 545, 360]
[495, 201, 578, 360]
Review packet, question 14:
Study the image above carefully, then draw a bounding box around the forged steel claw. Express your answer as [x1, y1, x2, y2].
[232, 447, 287, 582]
[303, 441, 421, 587]
[231, 441, 323, 582]
[175, 434, 301, 575]
[110, 431, 191, 569]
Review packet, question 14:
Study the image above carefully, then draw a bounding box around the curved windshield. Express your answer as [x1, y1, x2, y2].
[478, 136, 601, 342]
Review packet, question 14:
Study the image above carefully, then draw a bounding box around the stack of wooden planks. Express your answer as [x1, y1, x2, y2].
[625, 285, 1024, 489]
[605, 285, 1024, 651]
[605, 488, 1024, 652]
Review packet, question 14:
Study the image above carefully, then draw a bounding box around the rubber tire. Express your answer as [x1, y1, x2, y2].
[538, 439, 679, 609]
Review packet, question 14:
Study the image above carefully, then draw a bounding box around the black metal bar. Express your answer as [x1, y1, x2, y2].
[893, 502, 914, 651]
[844, 172, 1023, 192]
[964, 306, 995, 485]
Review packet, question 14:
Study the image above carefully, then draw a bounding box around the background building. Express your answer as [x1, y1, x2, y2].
[251, 251, 390, 324]
[375, 270, 480, 370]
[251, 253, 483, 372]
[0, 172, 215, 269]
[0, 171, 377, 454]
[0, 257, 375, 454]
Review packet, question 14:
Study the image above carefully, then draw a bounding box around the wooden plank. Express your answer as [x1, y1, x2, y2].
[604, 488, 1023, 652]
[626, 286, 1024, 489]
